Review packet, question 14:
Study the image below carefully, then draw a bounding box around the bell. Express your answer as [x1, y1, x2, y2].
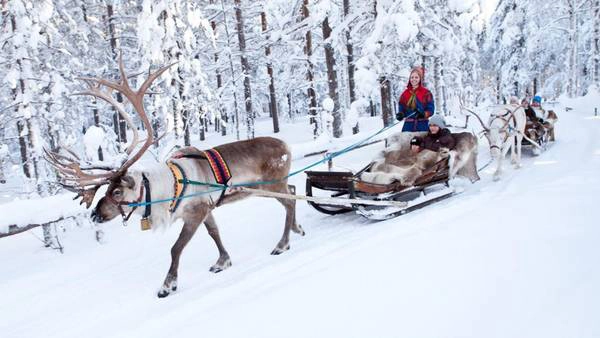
[140, 217, 152, 231]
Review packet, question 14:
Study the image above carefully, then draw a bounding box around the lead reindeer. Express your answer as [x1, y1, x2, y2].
[469, 100, 526, 181]
[45, 56, 304, 298]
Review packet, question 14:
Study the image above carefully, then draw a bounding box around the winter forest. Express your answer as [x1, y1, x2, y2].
[1, 0, 598, 195]
[2, 1, 600, 337]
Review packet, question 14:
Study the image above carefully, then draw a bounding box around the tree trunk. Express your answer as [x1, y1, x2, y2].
[567, 1, 578, 97]
[433, 57, 442, 114]
[342, 0, 358, 134]
[106, 3, 127, 145]
[302, 0, 318, 137]
[199, 108, 206, 141]
[322, 16, 342, 138]
[370, 99, 376, 117]
[440, 60, 448, 115]
[496, 73, 501, 104]
[380, 77, 392, 127]
[595, 0, 599, 87]
[261, 12, 280, 133]
[16, 119, 31, 178]
[210, 1, 226, 136]
[92, 99, 104, 161]
[220, 0, 241, 140]
[10, 15, 33, 180]
[234, 0, 255, 139]
[287, 93, 293, 119]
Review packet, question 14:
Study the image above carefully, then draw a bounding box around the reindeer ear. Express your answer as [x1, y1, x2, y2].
[121, 175, 136, 189]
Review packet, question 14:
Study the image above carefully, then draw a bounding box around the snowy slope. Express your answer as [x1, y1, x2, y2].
[1, 101, 599, 338]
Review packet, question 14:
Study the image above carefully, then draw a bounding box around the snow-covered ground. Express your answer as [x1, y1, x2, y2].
[1, 97, 599, 338]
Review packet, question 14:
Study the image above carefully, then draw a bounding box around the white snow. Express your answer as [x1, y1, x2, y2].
[322, 97, 334, 112]
[1, 97, 599, 338]
[83, 125, 106, 161]
[0, 193, 87, 233]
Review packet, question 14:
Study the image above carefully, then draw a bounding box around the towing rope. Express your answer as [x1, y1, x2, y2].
[128, 114, 416, 208]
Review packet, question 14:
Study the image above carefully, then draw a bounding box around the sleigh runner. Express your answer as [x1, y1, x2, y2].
[304, 157, 455, 220]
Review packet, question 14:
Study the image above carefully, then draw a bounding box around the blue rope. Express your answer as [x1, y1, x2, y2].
[128, 114, 413, 208]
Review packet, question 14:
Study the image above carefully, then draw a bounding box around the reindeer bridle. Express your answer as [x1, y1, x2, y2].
[468, 106, 520, 152]
[44, 53, 175, 214]
[105, 174, 151, 223]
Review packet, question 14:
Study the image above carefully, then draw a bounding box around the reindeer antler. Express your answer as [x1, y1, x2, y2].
[45, 52, 175, 208]
[458, 96, 487, 131]
[460, 104, 489, 132]
[78, 53, 175, 175]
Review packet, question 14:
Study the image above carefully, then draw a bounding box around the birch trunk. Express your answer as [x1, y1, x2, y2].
[210, 0, 226, 136]
[567, 0, 578, 97]
[343, 0, 359, 134]
[220, 0, 242, 140]
[594, 0, 599, 87]
[234, 0, 254, 139]
[10, 15, 35, 180]
[380, 77, 392, 127]
[322, 16, 342, 138]
[106, 3, 127, 145]
[302, 0, 318, 137]
[261, 12, 280, 133]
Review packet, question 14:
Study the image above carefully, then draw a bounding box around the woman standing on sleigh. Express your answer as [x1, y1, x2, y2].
[396, 66, 435, 132]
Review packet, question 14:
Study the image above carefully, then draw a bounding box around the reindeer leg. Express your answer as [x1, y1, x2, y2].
[493, 146, 506, 181]
[510, 136, 517, 165]
[158, 212, 207, 298]
[287, 184, 305, 236]
[204, 212, 232, 273]
[271, 184, 303, 255]
[514, 134, 523, 168]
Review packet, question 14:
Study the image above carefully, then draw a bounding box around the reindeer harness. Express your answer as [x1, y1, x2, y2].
[487, 108, 518, 151]
[167, 162, 189, 213]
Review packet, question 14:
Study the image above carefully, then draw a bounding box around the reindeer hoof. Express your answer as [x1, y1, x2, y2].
[293, 224, 305, 236]
[157, 288, 172, 298]
[271, 244, 290, 255]
[157, 280, 177, 298]
[209, 259, 232, 273]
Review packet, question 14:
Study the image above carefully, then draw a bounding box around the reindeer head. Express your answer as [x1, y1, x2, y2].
[45, 54, 174, 224]
[91, 174, 139, 223]
[469, 108, 516, 160]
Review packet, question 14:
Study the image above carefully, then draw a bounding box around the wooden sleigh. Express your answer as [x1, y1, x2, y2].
[522, 108, 558, 155]
[305, 157, 454, 220]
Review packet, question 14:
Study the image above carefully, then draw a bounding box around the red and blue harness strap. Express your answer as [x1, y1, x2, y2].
[202, 149, 232, 185]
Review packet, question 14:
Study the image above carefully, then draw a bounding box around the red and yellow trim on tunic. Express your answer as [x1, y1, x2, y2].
[202, 149, 232, 185]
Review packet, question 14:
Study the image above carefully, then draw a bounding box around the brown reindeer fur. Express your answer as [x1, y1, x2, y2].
[544, 110, 558, 141]
[449, 132, 480, 182]
[360, 146, 448, 186]
[361, 132, 479, 185]
[92, 137, 304, 298]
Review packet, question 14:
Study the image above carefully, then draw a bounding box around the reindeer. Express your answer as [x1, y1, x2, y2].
[45, 56, 304, 298]
[470, 101, 526, 181]
[360, 147, 448, 186]
[544, 110, 558, 142]
[448, 132, 480, 183]
[360, 132, 480, 185]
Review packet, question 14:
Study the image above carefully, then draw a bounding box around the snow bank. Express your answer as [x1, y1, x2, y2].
[83, 125, 106, 160]
[0, 193, 87, 233]
[560, 86, 600, 114]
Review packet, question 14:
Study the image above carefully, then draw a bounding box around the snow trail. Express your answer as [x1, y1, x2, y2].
[1, 105, 599, 338]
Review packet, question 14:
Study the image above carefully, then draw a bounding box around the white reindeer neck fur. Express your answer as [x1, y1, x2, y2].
[126, 159, 215, 230]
